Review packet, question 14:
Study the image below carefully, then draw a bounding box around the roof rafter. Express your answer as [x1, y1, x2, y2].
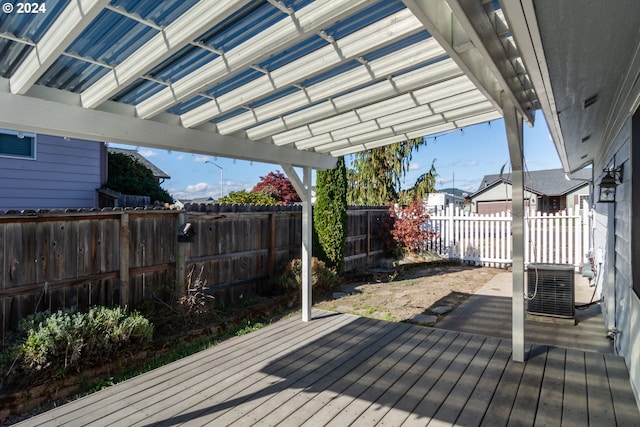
[219, 38, 449, 136]
[81, 0, 251, 109]
[246, 59, 462, 141]
[402, 0, 535, 125]
[9, 0, 110, 95]
[307, 97, 495, 153]
[136, 0, 371, 120]
[180, 8, 423, 128]
[271, 74, 478, 147]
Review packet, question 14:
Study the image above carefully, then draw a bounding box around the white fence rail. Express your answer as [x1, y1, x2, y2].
[426, 203, 591, 269]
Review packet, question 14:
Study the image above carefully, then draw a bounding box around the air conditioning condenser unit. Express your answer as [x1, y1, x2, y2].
[526, 264, 575, 319]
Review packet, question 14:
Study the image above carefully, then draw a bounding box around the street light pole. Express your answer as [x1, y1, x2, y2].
[205, 160, 224, 199]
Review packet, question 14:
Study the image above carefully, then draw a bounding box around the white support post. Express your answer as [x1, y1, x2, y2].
[281, 164, 314, 322]
[503, 94, 526, 362]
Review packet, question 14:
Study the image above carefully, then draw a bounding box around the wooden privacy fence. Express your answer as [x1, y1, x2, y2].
[426, 203, 591, 268]
[0, 205, 389, 342]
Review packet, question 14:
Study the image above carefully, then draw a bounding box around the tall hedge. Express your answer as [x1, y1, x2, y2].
[314, 157, 347, 273]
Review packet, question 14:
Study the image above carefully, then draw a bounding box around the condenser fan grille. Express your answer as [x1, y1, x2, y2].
[527, 264, 575, 318]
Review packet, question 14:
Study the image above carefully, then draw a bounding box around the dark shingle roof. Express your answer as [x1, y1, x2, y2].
[475, 168, 591, 196]
[108, 148, 170, 180]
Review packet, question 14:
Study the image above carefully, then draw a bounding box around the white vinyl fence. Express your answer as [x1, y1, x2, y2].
[425, 203, 591, 269]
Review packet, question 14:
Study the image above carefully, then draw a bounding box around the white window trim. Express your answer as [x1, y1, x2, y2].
[0, 129, 37, 160]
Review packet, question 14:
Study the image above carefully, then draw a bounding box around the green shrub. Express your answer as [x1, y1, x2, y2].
[11, 307, 153, 373]
[277, 257, 340, 294]
[314, 157, 347, 272]
[217, 190, 278, 205]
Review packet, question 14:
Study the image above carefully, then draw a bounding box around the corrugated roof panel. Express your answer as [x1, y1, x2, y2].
[112, 79, 166, 105]
[167, 95, 211, 115]
[281, 0, 315, 11]
[199, 1, 287, 52]
[362, 31, 431, 62]
[0, 40, 31, 78]
[150, 46, 219, 83]
[36, 56, 106, 92]
[299, 60, 362, 87]
[67, 9, 157, 66]
[205, 68, 264, 98]
[248, 86, 302, 109]
[209, 108, 247, 124]
[0, 0, 69, 42]
[323, 0, 405, 40]
[258, 35, 328, 72]
[110, 0, 200, 26]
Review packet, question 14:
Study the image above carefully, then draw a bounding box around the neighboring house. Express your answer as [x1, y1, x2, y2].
[0, 131, 170, 210]
[424, 192, 465, 213]
[0, 129, 107, 210]
[469, 168, 591, 215]
[107, 147, 170, 184]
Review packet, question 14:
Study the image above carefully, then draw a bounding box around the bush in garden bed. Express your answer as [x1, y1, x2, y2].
[3, 306, 153, 375]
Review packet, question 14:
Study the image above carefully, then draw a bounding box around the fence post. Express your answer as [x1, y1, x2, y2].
[447, 207, 454, 259]
[268, 213, 276, 278]
[119, 212, 130, 308]
[175, 211, 187, 297]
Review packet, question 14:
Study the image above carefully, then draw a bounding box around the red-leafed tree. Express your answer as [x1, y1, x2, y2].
[252, 171, 301, 203]
[388, 199, 435, 254]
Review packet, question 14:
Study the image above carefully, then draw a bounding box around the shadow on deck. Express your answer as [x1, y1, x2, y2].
[15, 307, 638, 426]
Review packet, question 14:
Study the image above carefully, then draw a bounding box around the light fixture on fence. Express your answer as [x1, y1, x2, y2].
[597, 164, 623, 203]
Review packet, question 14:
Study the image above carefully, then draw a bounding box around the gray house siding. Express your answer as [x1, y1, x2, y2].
[594, 115, 639, 406]
[0, 133, 105, 209]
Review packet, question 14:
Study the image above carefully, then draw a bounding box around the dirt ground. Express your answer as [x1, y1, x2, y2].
[315, 263, 505, 325]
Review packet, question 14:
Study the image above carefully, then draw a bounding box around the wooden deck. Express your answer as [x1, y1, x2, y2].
[15, 309, 638, 426]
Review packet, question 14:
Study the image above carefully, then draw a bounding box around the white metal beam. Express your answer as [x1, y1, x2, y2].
[179, 7, 423, 128]
[281, 164, 313, 322]
[10, 0, 110, 95]
[503, 93, 526, 363]
[136, 0, 371, 120]
[81, 0, 250, 109]
[0, 88, 337, 170]
[402, 0, 534, 126]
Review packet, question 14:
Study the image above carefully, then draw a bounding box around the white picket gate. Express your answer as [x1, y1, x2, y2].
[425, 203, 591, 269]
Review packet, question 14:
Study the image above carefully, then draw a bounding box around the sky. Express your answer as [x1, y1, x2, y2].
[110, 110, 561, 201]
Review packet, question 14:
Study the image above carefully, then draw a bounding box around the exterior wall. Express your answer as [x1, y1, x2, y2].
[471, 182, 535, 214]
[565, 185, 590, 209]
[593, 117, 639, 407]
[0, 133, 105, 210]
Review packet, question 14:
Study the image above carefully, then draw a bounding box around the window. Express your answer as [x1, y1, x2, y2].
[0, 130, 36, 159]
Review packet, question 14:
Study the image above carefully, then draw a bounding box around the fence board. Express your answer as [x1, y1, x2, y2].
[427, 204, 591, 269]
[0, 206, 389, 342]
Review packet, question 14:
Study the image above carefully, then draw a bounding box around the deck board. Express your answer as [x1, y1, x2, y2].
[13, 309, 638, 427]
[562, 348, 589, 427]
[535, 346, 566, 426]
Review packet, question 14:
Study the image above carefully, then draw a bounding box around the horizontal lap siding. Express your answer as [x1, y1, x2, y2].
[0, 135, 104, 210]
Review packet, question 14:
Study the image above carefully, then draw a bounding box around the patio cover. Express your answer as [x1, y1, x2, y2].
[0, 0, 538, 359]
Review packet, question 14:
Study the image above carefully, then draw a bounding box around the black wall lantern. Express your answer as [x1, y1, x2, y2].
[598, 165, 623, 203]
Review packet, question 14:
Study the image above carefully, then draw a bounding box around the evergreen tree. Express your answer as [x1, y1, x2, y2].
[347, 137, 428, 205]
[105, 152, 172, 204]
[314, 157, 348, 273]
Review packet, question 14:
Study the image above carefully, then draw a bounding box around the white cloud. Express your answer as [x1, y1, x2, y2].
[168, 180, 254, 201]
[408, 162, 421, 171]
[467, 160, 478, 167]
[176, 155, 185, 160]
[139, 149, 158, 157]
[193, 156, 210, 163]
